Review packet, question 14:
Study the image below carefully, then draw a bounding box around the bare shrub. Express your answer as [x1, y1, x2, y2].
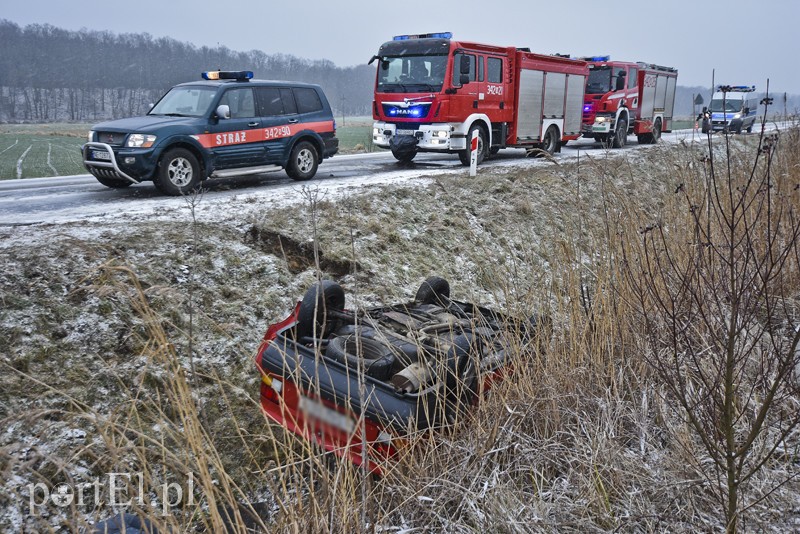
[621, 127, 800, 531]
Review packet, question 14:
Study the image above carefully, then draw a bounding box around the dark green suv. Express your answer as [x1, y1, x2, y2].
[82, 70, 338, 195]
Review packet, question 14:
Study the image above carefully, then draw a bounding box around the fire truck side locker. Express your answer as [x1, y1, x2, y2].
[635, 66, 678, 143]
[513, 53, 587, 150]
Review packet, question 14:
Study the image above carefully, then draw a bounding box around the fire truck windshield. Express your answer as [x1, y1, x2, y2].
[376, 55, 447, 93]
[149, 86, 218, 117]
[586, 66, 612, 94]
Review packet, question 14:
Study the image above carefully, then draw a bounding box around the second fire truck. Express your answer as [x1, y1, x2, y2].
[369, 32, 588, 164]
[580, 56, 678, 147]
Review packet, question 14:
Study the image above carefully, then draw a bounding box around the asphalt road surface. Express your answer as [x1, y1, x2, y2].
[0, 129, 722, 226]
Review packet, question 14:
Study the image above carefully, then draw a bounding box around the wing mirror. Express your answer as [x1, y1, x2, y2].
[216, 104, 230, 120]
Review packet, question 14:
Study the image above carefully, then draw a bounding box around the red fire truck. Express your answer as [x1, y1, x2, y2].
[369, 32, 588, 164]
[580, 56, 678, 147]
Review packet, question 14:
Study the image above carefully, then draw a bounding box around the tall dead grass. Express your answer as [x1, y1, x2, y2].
[2, 128, 798, 532]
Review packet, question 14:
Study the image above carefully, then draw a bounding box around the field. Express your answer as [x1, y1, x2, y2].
[0, 120, 375, 180]
[1, 126, 798, 532]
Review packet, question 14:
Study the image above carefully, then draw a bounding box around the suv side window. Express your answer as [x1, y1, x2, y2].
[258, 87, 285, 116]
[281, 88, 297, 114]
[294, 88, 323, 114]
[220, 88, 256, 118]
[257, 87, 299, 116]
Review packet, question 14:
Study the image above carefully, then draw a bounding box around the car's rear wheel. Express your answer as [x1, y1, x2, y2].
[154, 148, 201, 195]
[286, 141, 319, 181]
[441, 334, 480, 423]
[296, 280, 345, 339]
[415, 276, 450, 305]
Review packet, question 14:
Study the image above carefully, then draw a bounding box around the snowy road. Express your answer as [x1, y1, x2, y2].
[0, 127, 735, 226]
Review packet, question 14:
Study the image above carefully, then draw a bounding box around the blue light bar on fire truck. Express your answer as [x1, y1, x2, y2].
[580, 55, 611, 62]
[393, 32, 453, 41]
[201, 70, 254, 81]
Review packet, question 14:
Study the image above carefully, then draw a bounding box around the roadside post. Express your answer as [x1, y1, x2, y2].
[469, 130, 478, 176]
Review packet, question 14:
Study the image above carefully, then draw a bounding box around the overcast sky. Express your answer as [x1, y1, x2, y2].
[3, 0, 798, 93]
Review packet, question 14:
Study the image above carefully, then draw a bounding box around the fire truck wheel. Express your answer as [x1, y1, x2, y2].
[286, 141, 319, 180]
[612, 117, 628, 148]
[415, 276, 450, 305]
[94, 175, 133, 189]
[155, 148, 201, 195]
[459, 125, 486, 166]
[326, 335, 396, 380]
[542, 125, 559, 155]
[652, 119, 662, 142]
[296, 280, 345, 339]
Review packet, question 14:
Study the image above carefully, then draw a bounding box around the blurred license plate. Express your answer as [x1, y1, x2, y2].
[92, 150, 111, 161]
[299, 395, 355, 434]
[396, 129, 415, 136]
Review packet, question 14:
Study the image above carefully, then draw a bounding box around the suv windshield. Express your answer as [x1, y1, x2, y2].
[149, 86, 218, 117]
[586, 66, 612, 94]
[709, 98, 742, 112]
[377, 55, 448, 93]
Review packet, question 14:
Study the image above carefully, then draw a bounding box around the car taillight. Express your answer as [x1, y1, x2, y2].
[261, 375, 283, 402]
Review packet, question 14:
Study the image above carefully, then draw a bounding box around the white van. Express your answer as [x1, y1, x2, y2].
[708, 85, 759, 133]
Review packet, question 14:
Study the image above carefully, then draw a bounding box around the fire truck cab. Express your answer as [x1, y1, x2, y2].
[370, 33, 587, 164]
[581, 56, 677, 147]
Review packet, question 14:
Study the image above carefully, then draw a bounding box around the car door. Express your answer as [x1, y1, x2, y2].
[256, 86, 298, 164]
[206, 87, 264, 168]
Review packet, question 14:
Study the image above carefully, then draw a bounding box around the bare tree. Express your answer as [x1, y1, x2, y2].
[622, 123, 800, 531]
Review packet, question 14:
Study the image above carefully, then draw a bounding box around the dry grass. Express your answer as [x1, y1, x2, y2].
[1, 129, 799, 532]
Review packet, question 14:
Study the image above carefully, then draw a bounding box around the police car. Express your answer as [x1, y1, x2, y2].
[82, 70, 339, 195]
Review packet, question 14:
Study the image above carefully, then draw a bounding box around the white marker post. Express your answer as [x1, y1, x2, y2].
[469, 130, 479, 177]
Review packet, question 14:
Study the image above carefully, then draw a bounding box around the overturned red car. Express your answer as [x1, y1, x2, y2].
[255, 277, 542, 473]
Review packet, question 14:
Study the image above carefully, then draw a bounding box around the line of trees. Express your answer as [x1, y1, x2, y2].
[0, 19, 376, 122]
[0, 19, 796, 124]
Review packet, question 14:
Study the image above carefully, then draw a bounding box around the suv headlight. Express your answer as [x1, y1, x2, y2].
[126, 134, 157, 148]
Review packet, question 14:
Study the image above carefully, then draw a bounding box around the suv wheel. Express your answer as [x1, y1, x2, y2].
[286, 141, 319, 181]
[155, 148, 201, 195]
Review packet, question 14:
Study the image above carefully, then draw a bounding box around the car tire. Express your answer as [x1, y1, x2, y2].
[286, 141, 319, 181]
[94, 175, 133, 189]
[326, 335, 396, 380]
[612, 116, 627, 148]
[458, 124, 486, 166]
[154, 148, 201, 196]
[415, 276, 450, 305]
[442, 334, 480, 421]
[296, 280, 345, 340]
